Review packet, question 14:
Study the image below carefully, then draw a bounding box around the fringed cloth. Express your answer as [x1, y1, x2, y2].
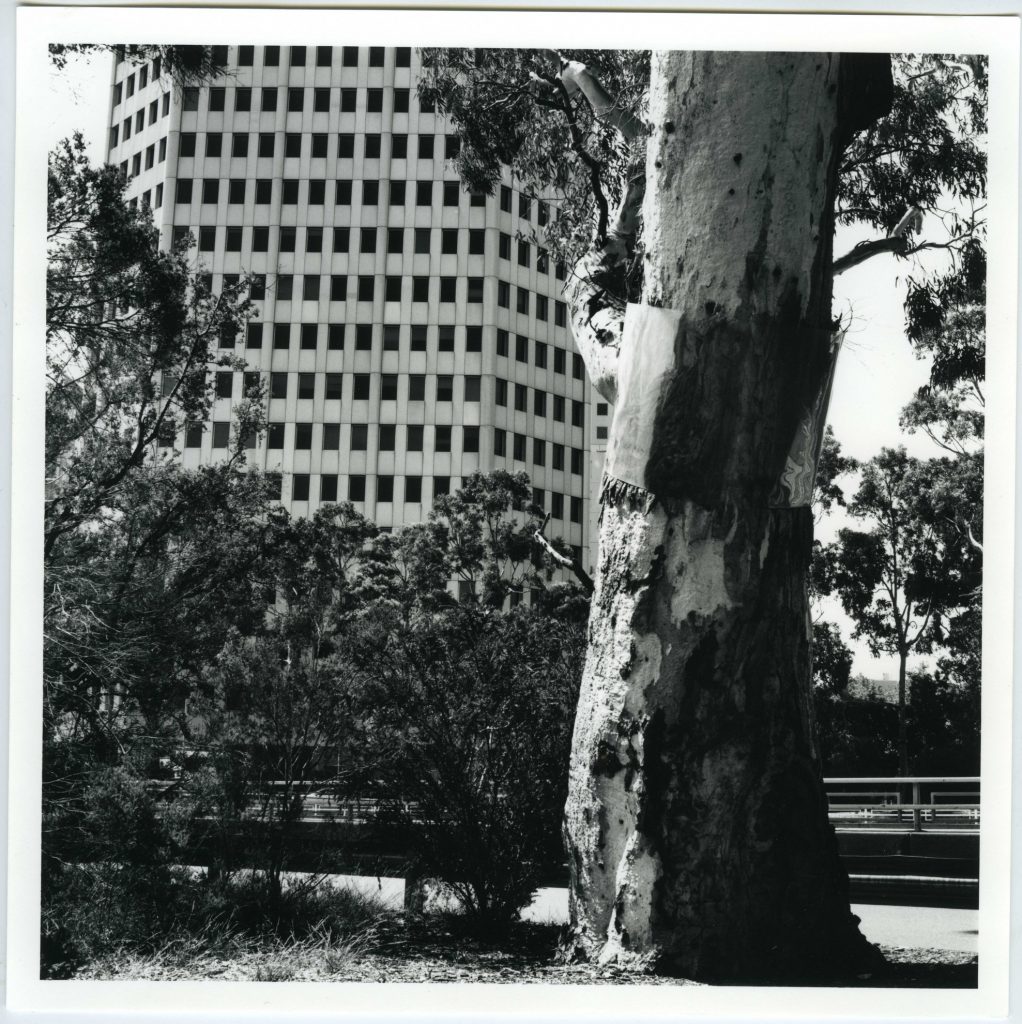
[597, 303, 845, 514]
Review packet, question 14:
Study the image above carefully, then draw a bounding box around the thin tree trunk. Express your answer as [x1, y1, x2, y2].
[564, 51, 888, 982]
[898, 648, 910, 778]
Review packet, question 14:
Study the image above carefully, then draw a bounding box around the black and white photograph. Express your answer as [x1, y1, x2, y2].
[5, 5, 1019, 1020]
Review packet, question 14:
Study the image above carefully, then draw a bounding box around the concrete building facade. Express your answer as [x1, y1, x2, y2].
[106, 43, 596, 569]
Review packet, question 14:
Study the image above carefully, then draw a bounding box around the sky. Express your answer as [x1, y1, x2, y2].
[45, 48, 958, 681]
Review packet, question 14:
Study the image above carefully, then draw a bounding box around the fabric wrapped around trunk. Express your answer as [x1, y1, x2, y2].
[600, 303, 844, 511]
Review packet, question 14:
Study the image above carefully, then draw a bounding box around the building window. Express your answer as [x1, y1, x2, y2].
[324, 373, 343, 401]
[553, 395, 565, 422]
[393, 88, 410, 114]
[377, 475, 394, 502]
[536, 295, 548, 321]
[250, 275, 266, 300]
[383, 325, 400, 350]
[285, 132, 301, 158]
[180, 132, 196, 157]
[357, 276, 375, 301]
[302, 276, 320, 301]
[466, 326, 482, 352]
[468, 229, 485, 255]
[297, 369, 316, 399]
[516, 288, 530, 315]
[293, 474, 310, 501]
[321, 475, 338, 501]
[330, 274, 347, 301]
[267, 423, 285, 448]
[306, 226, 323, 252]
[353, 374, 370, 399]
[349, 474, 366, 501]
[495, 379, 508, 406]
[269, 372, 287, 399]
[467, 277, 484, 303]
[497, 281, 510, 308]
[416, 180, 433, 206]
[199, 226, 216, 251]
[441, 228, 458, 255]
[463, 426, 480, 453]
[183, 87, 199, 110]
[258, 133, 274, 158]
[572, 400, 585, 428]
[365, 134, 381, 159]
[407, 425, 424, 451]
[316, 45, 332, 66]
[340, 88, 356, 112]
[517, 240, 530, 267]
[282, 179, 299, 204]
[464, 375, 481, 402]
[351, 425, 368, 450]
[225, 226, 242, 251]
[360, 226, 377, 253]
[231, 133, 249, 157]
[212, 421, 230, 448]
[367, 88, 383, 112]
[515, 335, 528, 363]
[435, 425, 452, 453]
[438, 326, 455, 352]
[553, 443, 565, 471]
[571, 447, 583, 474]
[363, 180, 379, 205]
[496, 329, 509, 357]
[380, 374, 399, 401]
[513, 433, 526, 461]
[338, 133, 355, 157]
[405, 476, 422, 503]
[328, 324, 345, 349]
[209, 87, 225, 112]
[314, 87, 330, 113]
[342, 46, 358, 65]
[162, 92, 170, 116]
[409, 374, 426, 400]
[184, 424, 202, 449]
[149, 99, 158, 124]
[333, 227, 350, 252]
[336, 180, 352, 204]
[202, 178, 219, 204]
[215, 371, 233, 399]
[159, 137, 167, 162]
[439, 278, 456, 303]
[493, 428, 507, 457]
[573, 353, 585, 380]
[300, 324, 318, 350]
[514, 383, 527, 412]
[392, 133, 408, 158]
[312, 133, 328, 158]
[277, 275, 293, 300]
[534, 438, 546, 466]
[155, 183, 163, 207]
[228, 178, 246, 204]
[273, 324, 290, 350]
[385, 276, 402, 302]
[443, 181, 459, 207]
[534, 390, 547, 416]
[261, 87, 278, 112]
[355, 325, 372, 350]
[238, 45, 254, 66]
[551, 493, 564, 519]
[287, 87, 304, 112]
[279, 226, 296, 253]
[263, 45, 280, 66]
[519, 193, 532, 219]
[418, 135, 434, 159]
[500, 186, 512, 213]
[379, 425, 396, 451]
[436, 376, 454, 402]
[387, 227, 404, 254]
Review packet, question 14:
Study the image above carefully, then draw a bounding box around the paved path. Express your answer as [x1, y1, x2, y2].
[323, 876, 978, 954]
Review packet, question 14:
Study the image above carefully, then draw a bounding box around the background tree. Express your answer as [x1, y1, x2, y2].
[422, 47, 985, 980]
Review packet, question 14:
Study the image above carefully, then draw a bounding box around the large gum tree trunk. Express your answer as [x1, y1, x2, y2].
[564, 51, 887, 982]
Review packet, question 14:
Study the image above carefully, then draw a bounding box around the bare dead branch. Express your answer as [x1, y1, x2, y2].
[533, 513, 594, 594]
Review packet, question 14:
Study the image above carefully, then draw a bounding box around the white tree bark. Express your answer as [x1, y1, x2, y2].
[563, 51, 885, 981]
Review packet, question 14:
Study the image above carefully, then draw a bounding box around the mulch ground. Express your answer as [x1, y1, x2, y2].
[77, 917, 978, 987]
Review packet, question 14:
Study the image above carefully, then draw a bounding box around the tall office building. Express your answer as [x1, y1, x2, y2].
[106, 43, 595, 571]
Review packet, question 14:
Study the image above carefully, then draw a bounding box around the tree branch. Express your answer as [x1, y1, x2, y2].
[833, 236, 909, 276]
[533, 514, 594, 594]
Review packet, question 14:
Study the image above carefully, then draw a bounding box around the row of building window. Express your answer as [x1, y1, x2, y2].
[267, 469, 583, 523]
[188, 419, 586, 475]
[182, 84, 429, 117]
[182, 263, 565, 322]
[110, 93, 171, 146]
[111, 55, 162, 106]
[179, 129, 456, 162]
[171, 175, 548, 226]
[206, 367, 586, 421]
[218, 319, 583, 375]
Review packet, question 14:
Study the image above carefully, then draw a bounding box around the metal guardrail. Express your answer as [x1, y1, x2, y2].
[823, 776, 980, 833]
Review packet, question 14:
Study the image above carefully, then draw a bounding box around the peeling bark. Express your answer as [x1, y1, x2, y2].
[564, 51, 891, 982]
